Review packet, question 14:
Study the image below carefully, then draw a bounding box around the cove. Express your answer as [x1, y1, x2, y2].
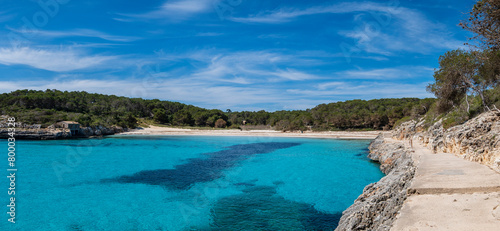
[2, 136, 384, 230]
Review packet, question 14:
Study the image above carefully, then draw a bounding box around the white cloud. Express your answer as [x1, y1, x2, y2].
[335, 3, 466, 54]
[230, 2, 400, 23]
[7, 28, 141, 42]
[231, 1, 466, 54]
[160, 0, 211, 13]
[289, 82, 433, 98]
[273, 68, 319, 81]
[0, 11, 15, 23]
[157, 50, 324, 83]
[337, 66, 434, 80]
[196, 32, 223, 37]
[317, 81, 345, 90]
[117, 0, 213, 21]
[0, 47, 117, 72]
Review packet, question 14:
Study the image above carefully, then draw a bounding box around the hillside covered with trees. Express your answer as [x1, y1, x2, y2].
[0, 89, 434, 131]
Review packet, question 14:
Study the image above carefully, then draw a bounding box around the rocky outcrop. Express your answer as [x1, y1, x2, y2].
[337, 111, 498, 230]
[335, 134, 415, 231]
[0, 125, 125, 140]
[394, 111, 500, 172]
[0, 128, 71, 140]
[80, 125, 124, 137]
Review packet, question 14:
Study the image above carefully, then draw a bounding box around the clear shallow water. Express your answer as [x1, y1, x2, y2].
[2, 135, 384, 230]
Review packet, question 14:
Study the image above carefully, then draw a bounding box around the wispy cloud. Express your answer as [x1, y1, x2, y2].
[0, 11, 16, 23]
[229, 2, 400, 23]
[290, 82, 432, 98]
[179, 50, 323, 83]
[334, 66, 435, 80]
[273, 68, 319, 81]
[116, 0, 213, 21]
[335, 2, 465, 54]
[0, 47, 117, 72]
[196, 32, 223, 37]
[7, 28, 141, 42]
[231, 1, 465, 54]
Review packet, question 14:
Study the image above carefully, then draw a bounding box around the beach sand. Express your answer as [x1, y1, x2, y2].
[120, 125, 384, 139]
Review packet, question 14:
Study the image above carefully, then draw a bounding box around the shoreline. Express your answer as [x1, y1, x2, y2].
[119, 125, 383, 140]
[335, 134, 416, 230]
[337, 111, 500, 230]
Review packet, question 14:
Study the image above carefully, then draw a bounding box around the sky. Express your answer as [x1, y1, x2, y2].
[0, 0, 477, 111]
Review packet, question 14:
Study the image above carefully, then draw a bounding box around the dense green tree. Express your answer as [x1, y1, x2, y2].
[428, 49, 499, 113]
[172, 110, 194, 126]
[427, 50, 473, 112]
[153, 108, 169, 123]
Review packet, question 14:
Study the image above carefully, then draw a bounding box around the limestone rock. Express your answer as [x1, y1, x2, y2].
[394, 111, 500, 172]
[0, 125, 126, 140]
[335, 134, 416, 231]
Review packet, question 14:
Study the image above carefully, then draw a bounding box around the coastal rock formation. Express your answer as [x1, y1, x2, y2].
[0, 125, 125, 139]
[335, 134, 415, 231]
[394, 111, 500, 172]
[81, 125, 124, 137]
[0, 128, 71, 140]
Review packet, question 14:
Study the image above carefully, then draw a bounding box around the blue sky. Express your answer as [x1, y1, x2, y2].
[0, 0, 476, 111]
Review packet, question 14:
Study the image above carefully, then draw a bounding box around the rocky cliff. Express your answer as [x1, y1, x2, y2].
[393, 111, 500, 172]
[335, 134, 415, 231]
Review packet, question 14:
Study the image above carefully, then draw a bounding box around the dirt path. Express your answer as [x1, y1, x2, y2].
[390, 138, 500, 231]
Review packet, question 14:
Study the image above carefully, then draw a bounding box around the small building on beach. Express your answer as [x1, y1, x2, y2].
[56, 121, 81, 136]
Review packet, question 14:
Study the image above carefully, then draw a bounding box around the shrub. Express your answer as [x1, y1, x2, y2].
[215, 119, 227, 128]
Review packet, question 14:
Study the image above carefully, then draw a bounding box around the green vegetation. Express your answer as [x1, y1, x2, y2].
[0, 89, 223, 128]
[0, 89, 434, 131]
[425, 0, 500, 128]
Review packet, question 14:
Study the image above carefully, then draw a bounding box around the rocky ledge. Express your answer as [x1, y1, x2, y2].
[335, 134, 415, 231]
[393, 110, 500, 172]
[336, 111, 500, 230]
[0, 125, 125, 140]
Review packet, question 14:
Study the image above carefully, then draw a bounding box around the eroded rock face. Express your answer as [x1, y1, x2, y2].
[442, 111, 500, 169]
[0, 125, 125, 140]
[394, 111, 500, 172]
[0, 129, 71, 140]
[335, 134, 415, 231]
[80, 126, 124, 137]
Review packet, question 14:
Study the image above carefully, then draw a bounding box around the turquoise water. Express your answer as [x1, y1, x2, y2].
[1, 136, 383, 230]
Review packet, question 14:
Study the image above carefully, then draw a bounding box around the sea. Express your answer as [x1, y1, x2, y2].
[1, 135, 384, 230]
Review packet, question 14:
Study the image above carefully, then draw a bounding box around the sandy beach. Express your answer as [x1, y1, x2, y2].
[120, 125, 383, 139]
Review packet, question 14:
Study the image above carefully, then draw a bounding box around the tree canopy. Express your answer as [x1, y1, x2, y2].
[460, 0, 500, 50]
[429, 0, 500, 114]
